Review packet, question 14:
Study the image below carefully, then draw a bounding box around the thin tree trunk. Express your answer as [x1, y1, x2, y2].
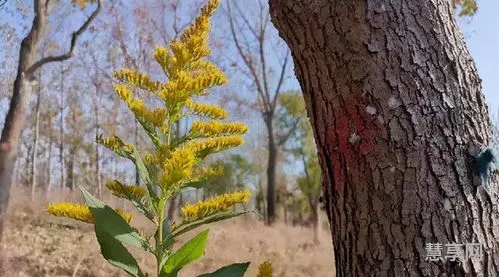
[167, 196, 177, 220]
[94, 95, 102, 196]
[266, 120, 277, 224]
[24, 143, 32, 183]
[31, 83, 42, 202]
[59, 64, 65, 191]
[45, 122, 52, 199]
[308, 197, 319, 244]
[270, 0, 498, 275]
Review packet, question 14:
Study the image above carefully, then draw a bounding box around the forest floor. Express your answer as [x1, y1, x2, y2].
[1, 187, 335, 277]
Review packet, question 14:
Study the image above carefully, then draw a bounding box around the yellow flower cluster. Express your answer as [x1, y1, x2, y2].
[190, 121, 248, 137]
[114, 69, 160, 92]
[187, 136, 244, 155]
[159, 147, 196, 189]
[186, 100, 228, 120]
[113, 84, 167, 127]
[96, 135, 134, 154]
[257, 261, 273, 277]
[105, 180, 147, 200]
[181, 189, 251, 222]
[189, 164, 225, 182]
[47, 202, 132, 224]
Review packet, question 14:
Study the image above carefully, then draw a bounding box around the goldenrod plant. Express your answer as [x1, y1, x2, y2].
[46, 1, 257, 276]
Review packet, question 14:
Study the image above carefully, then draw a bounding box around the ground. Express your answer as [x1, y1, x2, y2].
[1, 187, 335, 277]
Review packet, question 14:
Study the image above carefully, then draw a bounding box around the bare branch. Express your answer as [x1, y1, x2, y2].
[234, 2, 258, 38]
[277, 113, 304, 146]
[26, 0, 102, 77]
[226, 1, 271, 112]
[271, 50, 290, 111]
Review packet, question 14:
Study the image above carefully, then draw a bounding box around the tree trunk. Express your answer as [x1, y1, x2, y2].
[308, 196, 319, 244]
[266, 120, 278, 224]
[45, 121, 53, 199]
[270, 0, 498, 276]
[59, 64, 65, 192]
[167, 195, 177, 220]
[94, 94, 102, 196]
[66, 146, 75, 191]
[0, 0, 49, 244]
[31, 84, 42, 202]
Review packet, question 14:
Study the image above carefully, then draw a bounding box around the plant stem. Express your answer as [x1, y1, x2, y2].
[156, 199, 165, 276]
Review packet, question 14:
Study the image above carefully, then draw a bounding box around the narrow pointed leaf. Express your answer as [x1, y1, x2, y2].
[161, 229, 209, 276]
[171, 211, 248, 238]
[95, 224, 145, 277]
[79, 186, 152, 252]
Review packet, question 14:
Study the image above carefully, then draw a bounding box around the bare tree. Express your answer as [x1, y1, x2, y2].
[0, 0, 101, 242]
[223, 0, 300, 224]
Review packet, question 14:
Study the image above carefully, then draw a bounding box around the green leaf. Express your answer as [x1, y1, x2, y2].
[161, 229, 209, 276]
[79, 186, 153, 252]
[171, 211, 248, 238]
[197, 262, 250, 277]
[95, 224, 145, 277]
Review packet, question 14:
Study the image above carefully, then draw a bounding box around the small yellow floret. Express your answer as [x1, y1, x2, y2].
[47, 202, 132, 224]
[181, 189, 251, 222]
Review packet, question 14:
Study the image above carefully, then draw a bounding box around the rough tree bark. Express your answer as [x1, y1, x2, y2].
[270, 0, 499, 276]
[0, 0, 101, 243]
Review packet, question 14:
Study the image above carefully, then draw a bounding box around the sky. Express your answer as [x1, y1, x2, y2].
[458, 0, 499, 114]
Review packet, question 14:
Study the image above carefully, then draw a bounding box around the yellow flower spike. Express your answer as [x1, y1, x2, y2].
[190, 121, 248, 137]
[186, 100, 228, 120]
[105, 180, 147, 200]
[257, 261, 273, 277]
[47, 202, 133, 224]
[181, 189, 251, 222]
[187, 136, 245, 155]
[159, 147, 196, 190]
[97, 135, 134, 154]
[47, 202, 94, 223]
[189, 164, 225, 182]
[114, 68, 160, 92]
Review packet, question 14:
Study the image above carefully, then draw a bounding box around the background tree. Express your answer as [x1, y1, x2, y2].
[278, 91, 322, 243]
[269, 0, 495, 276]
[0, 0, 101, 243]
[221, 0, 299, 224]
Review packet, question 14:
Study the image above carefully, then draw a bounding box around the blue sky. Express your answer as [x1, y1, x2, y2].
[458, 0, 499, 114]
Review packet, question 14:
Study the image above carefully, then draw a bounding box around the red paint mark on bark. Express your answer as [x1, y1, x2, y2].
[325, 97, 387, 191]
[0, 143, 11, 153]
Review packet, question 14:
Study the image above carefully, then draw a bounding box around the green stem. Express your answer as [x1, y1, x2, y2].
[156, 199, 165, 276]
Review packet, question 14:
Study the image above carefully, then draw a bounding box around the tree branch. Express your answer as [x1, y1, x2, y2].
[26, 0, 102, 77]
[271, 51, 290, 111]
[277, 114, 304, 146]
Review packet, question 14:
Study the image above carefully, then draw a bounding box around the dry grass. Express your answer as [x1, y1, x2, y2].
[2, 186, 335, 277]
